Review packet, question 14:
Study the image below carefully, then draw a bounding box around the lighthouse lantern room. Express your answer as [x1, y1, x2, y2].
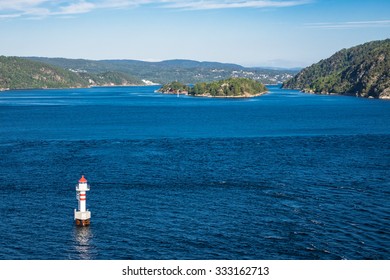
[74, 175, 91, 226]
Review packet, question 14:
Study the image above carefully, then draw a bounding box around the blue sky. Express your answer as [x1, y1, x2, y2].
[0, 0, 389, 67]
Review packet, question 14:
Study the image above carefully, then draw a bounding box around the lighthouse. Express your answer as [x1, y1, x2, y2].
[74, 175, 91, 226]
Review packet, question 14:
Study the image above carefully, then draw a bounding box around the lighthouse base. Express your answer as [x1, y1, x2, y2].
[75, 218, 90, 226]
[74, 210, 91, 226]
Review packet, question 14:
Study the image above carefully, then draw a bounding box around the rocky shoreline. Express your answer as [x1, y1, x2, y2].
[190, 91, 268, 98]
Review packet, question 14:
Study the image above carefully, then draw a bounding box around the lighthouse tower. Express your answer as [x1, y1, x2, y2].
[74, 175, 91, 226]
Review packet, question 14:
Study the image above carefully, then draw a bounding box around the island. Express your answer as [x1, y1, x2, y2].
[157, 81, 190, 95]
[282, 39, 390, 99]
[157, 78, 268, 98]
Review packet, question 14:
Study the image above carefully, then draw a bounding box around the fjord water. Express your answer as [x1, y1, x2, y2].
[0, 85, 389, 259]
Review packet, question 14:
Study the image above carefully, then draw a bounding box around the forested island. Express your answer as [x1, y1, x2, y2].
[158, 78, 268, 98]
[283, 39, 390, 99]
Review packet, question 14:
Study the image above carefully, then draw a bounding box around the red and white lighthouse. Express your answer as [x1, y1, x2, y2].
[74, 175, 91, 226]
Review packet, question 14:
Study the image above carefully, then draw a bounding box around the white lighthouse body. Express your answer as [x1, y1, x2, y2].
[74, 175, 91, 226]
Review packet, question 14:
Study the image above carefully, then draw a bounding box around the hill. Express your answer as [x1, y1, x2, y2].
[158, 78, 268, 98]
[0, 56, 89, 90]
[77, 71, 142, 86]
[0, 56, 297, 90]
[0, 56, 143, 90]
[282, 39, 390, 99]
[26, 57, 297, 85]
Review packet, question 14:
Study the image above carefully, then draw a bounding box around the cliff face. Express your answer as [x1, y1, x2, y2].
[283, 39, 390, 99]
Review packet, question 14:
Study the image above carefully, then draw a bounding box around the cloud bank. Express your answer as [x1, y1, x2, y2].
[0, 0, 312, 19]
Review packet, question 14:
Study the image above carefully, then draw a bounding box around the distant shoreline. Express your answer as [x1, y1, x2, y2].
[0, 84, 156, 92]
[1, 85, 268, 99]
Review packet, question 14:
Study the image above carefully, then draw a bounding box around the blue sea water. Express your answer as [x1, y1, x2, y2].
[0, 85, 389, 259]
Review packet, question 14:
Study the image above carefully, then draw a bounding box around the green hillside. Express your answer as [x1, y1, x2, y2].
[27, 57, 297, 85]
[0, 56, 88, 90]
[0, 56, 143, 90]
[78, 71, 142, 86]
[283, 39, 390, 99]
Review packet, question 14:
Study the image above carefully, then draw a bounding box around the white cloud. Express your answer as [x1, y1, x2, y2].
[163, 0, 312, 10]
[306, 20, 390, 29]
[0, 13, 22, 18]
[56, 1, 96, 15]
[0, 0, 48, 10]
[0, 0, 312, 19]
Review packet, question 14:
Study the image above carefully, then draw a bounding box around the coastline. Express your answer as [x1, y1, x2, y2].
[157, 90, 269, 98]
[282, 86, 389, 100]
[191, 90, 268, 98]
[300, 89, 390, 100]
[156, 90, 188, 95]
[0, 83, 153, 92]
[1, 83, 267, 98]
